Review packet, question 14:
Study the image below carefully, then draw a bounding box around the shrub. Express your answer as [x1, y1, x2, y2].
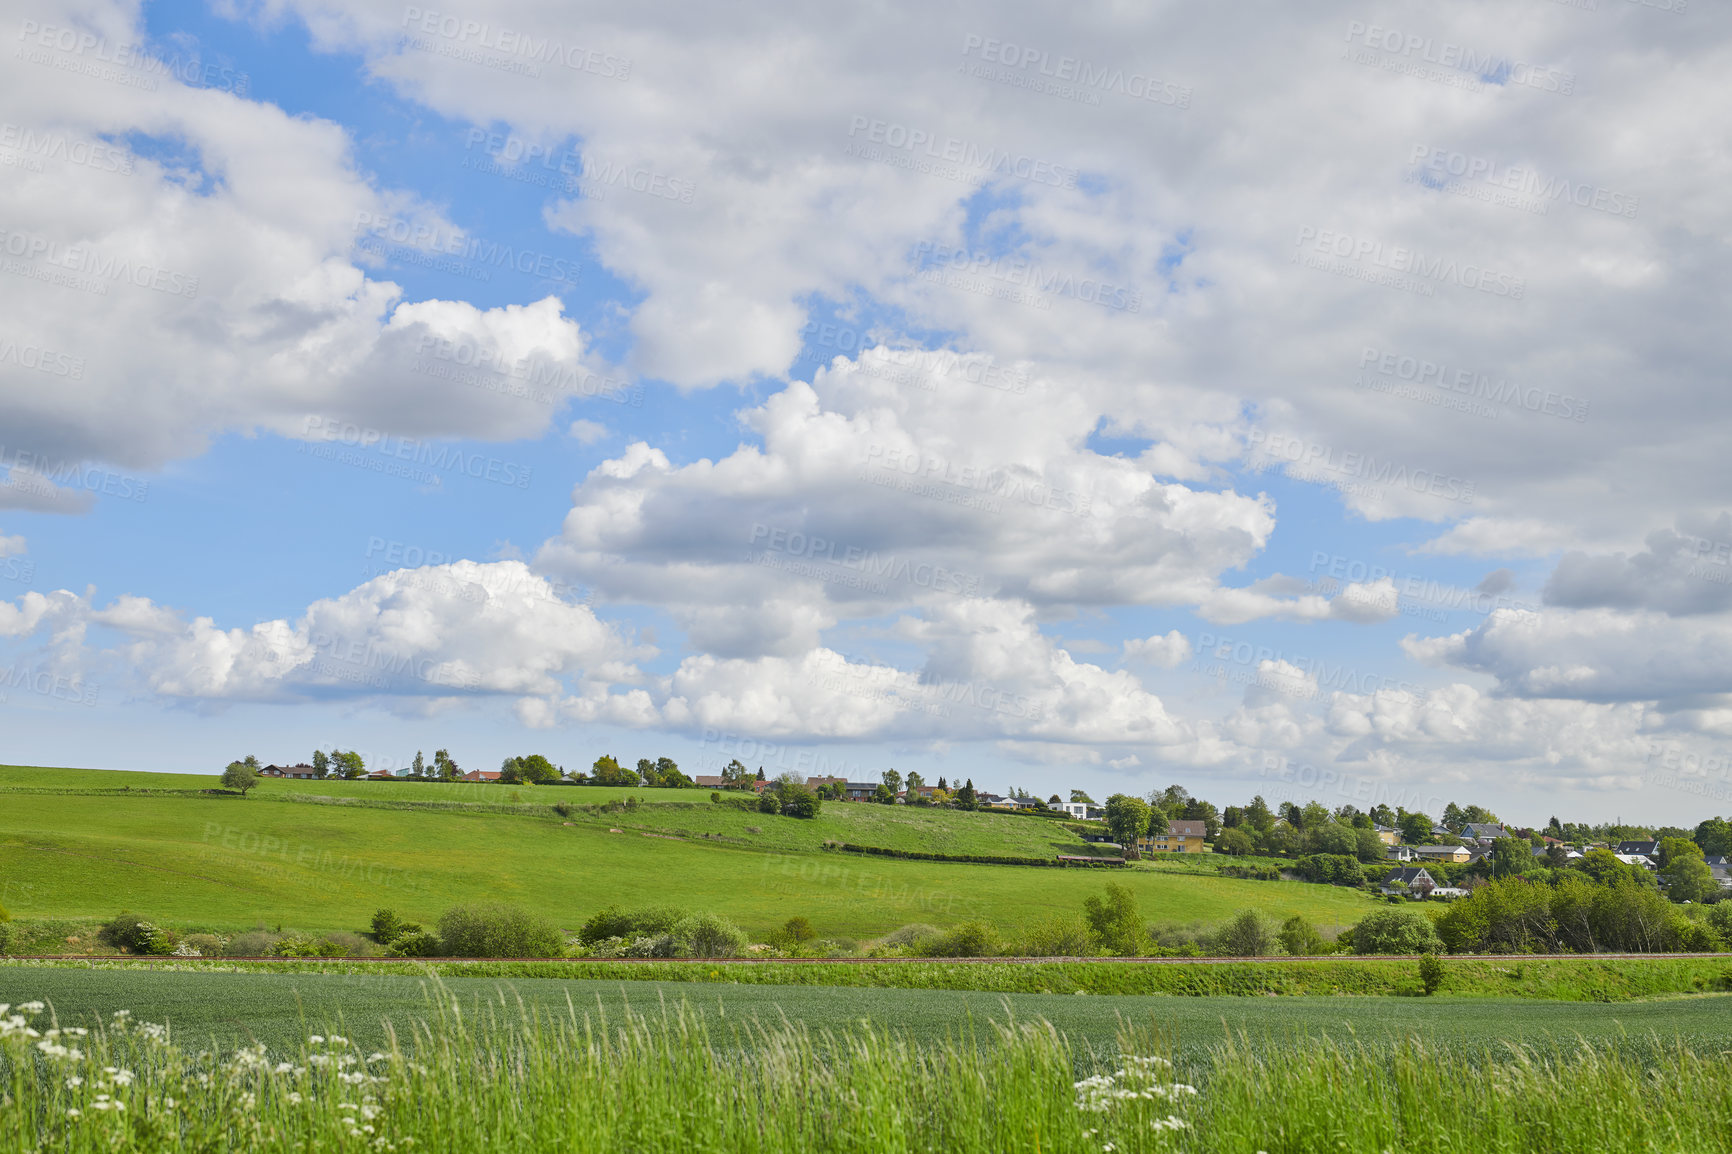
[223, 930, 282, 956]
[873, 924, 941, 954]
[177, 932, 226, 957]
[1419, 952, 1446, 995]
[1297, 854, 1366, 886]
[1012, 914, 1094, 957]
[579, 906, 635, 945]
[782, 916, 816, 943]
[272, 934, 347, 958]
[96, 912, 175, 956]
[371, 909, 406, 944]
[914, 920, 1002, 958]
[1083, 884, 1145, 957]
[1214, 828, 1256, 856]
[1351, 906, 1446, 955]
[1277, 914, 1328, 957]
[552, 803, 573, 818]
[0, 922, 12, 955]
[1211, 909, 1274, 957]
[387, 929, 443, 957]
[672, 913, 748, 958]
[437, 904, 566, 958]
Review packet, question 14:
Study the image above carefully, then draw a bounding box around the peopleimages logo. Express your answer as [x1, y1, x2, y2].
[1355, 346, 1589, 423]
[1247, 428, 1476, 504]
[16, 19, 251, 95]
[959, 34, 1191, 109]
[909, 242, 1141, 313]
[1294, 227, 1525, 300]
[1342, 21, 1575, 96]
[1407, 145, 1637, 220]
[748, 523, 983, 596]
[0, 122, 132, 175]
[845, 116, 1078, 190]
[300, 416, 533, 489]
[399, 7, 631, 79]
[0, 335, 84, 379]
[353, 212, 578, 285]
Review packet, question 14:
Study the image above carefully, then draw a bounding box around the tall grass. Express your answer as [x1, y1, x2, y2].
[4, 987, 1731, 1152]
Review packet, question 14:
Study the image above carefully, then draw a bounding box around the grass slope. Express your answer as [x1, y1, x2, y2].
[0, 769, 1375, 941]
[5, 965, 1730, 1056]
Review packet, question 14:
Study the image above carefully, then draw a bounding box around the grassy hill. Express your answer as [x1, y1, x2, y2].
[0, 764, 1376, 944]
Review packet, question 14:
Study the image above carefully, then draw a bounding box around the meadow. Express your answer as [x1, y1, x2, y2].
[3, 979, 1731, 1152]
[0, 765, 1374, 943]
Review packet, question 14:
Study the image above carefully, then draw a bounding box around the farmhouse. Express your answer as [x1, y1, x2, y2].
[1409, 844, 1473, 864]
[260, 763, 317, 779]
[459, 769, 504, 782]
[1382, 866, 1436, 897]
[1137, 819, 1206, 854]
[1616, 839, 1660, 857]
[1460, 822, 1509, 845]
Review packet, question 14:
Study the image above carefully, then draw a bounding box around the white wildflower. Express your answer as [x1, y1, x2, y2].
[19, 1001, 45, 1014]
[65, 1077, 83, 1089]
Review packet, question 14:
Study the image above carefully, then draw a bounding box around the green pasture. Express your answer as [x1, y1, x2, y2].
[5, 965, 1729, 1056]
[0, 768, 1375, 941]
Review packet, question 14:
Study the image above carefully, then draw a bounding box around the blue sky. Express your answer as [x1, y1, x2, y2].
[1, 0, 1726, 823]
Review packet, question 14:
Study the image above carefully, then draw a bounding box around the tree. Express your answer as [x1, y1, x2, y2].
[1082, 883, 1143, 956]
[1212, 909, 1273, 956]
[1547, 815, 1565, 839]
[1489, 837, 1530, 879]
[333, 750, 366, 779]
[1279, 801, 1303, 829]
[1300, 801, 1332, 832]
[636, 757, 656, 782]
[904, 771, 926, 801]
[221, 759, 259, 797]
[1277, 914, 1327, 956]
[1070, 789, 1097, 805]
[1418, 953, 1445, 995]
[1146, 807, 1170, 837]
[956, 779, 978, 810]
[720, 759, 751, 789]
[872, 782, 896, 804]
[1658, 838, 1716, 903]
[1693, 816, 1732, 858]
[1245, 795, 1275, 833]
[882, 769, 903, 797]
[411, 751, 425, 779]
[1399, 812, 1435, 846]
[590, 755, 638, 787]
[1103, 794, 1152, 848]
[1442, 802, 1465, 832]
[1306, 822, 1358, 857]
[500, 757, 525, 784]
[434, 749, 461, 781]
[762, 773, 820, 818]
[1368, 803, 1395, 828]
[1354, 826, 1387, 863]
[1182, 799, 1222, 840]
[311, 749, 330, 779]
[518, 754, 559, 785]
[1350, 906, 1445, 955]
[1221, 805, 1245, 829]
[1215, 828, 1255, 856]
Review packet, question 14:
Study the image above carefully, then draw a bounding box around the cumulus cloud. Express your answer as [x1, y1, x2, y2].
[1123, 629, 1192, 668]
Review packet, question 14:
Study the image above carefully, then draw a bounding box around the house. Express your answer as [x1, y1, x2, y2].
[1372, 824, 1401, 846]
[1613, 853, 1655, 870]
[1460, 823, 1509, 845]
[1382, 867, 1436, 897]
[1431, 824, 1453, 839]
[1410, 844, 1473, 864]
[693, 775, 728, 788]
[1616, 840, 1660, 857]
[806, 775, 847, 792]
[261, 758, 320, 776]
[843, 782, 880, 801]
[899, 785, 940, 803]
[1429, 887, 1470, 900]
[1711, 865, 1732, 890]
[1137, 819, 1207, 854]
[1532, 844, 1583, 861]
[366, 769, 396, 780]
[1385, 845, 1417, 863]
[459, 769, 503, 783]
[1059, 802, 1105, 821]
[1704, 855, 1729, 868]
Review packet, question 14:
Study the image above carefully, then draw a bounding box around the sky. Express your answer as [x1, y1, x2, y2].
[0, 0, 1728, 824]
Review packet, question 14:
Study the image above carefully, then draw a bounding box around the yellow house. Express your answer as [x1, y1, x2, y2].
[1137, 819, 1207, 854]
[1374, 825, 1400, 846]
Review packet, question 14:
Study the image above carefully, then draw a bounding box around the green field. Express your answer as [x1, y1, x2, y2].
[0, 764, 1375, 942]
[5, 965, 1730, 1056]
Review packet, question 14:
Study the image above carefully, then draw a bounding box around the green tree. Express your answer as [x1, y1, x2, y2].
[654, 757, 689, 787]
[1692, 816, 1732, 858]
[1306, 822, 1358, 857]
[1214, 828, 1255, 856]
[590, 755, 638, 786]
[1418, 953, 1445, 995]
[517, 754, 559, 785]
[1069, 789, 1097, 804]
[1350, 906, 1445, 955]
[221, 759, 259, 797]
[434, 748, 461, 781]
[1657, 838, 1716, 903]
[956, 779, 978, 810]
[720, 759, 751, 789]
[1368, 803, 1395, 827]
[871, 782, 895, 804]
[636, 757, 656, 782]
[1300, 801, 1332, 832]
[1212, 909, 1274, 956]
[1103, 794, 1152, 848]
[1081, 883, 1143, 956]
[333, 750, 366, 779]
[500, 757, 525, 784]
[1442, 802, 1465, 832]
[904, 771, 926, 801]
[1245, 795, 1275, 833]
[1489, 837, 1530, 879]
[1354, 826, 1387, 863]
[1277, 914, 1327, 956]
[1146, 807, 1170, 837]
[311, 749, 330, 779]
[882, 769, 903, 797]
[765, 773, 821, 818]
[1399, 812, 1435, 846]
[410, 751, 425, 779]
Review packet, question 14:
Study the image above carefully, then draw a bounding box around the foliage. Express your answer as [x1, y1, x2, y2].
[1082, 883, 1145, 957]
[1658, 838, 1717, 903]
[1489, 837, 1531, 879]
[1277, 914, 1327, 957]
[387, 929, 443, 957]
[1211, 909, 1274, 957]
[370, 909, 421, 945]
[1102, 794, 1151, 847]
[433, 748, 461, 781]
[912, 919, 1003, 957]
[220, 759, 260, 796]
[782, 916, 816, 943]
[436, 904, 566, 958]
[1419, 952, 1446, 995]
[670, 913, 748, 958]
[311, 749, 330, 778]
[1295, 854, 1364, 886]
[1693, 816, 1732, 858]
[96, 912, 175, 956]
[1011, 914, 1094, 957]
[1351, 906, 1445, 955]
[590, 755, 639, 787]
[271, 934, 348, 958]
[331, 750, 365, 780]
[1436, 874, 1718, 954]
[1214, 828, 1255, 856]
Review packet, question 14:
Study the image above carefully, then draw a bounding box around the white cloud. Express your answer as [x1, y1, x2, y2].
[1123, 629, 1192, 668]
[567, 418, 609, 444]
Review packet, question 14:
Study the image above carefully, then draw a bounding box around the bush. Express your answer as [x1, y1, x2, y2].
[1214, 828, 1256, 856]
[177, 932, 226, 957]
[223, 930, 281, 956]
[1351, 906, 1446, 955]
[1297, 854, 1366, 886]
[96, 912, 175, 956]
[872, 924, 941, 954]
[387, 929, 443, 957]
[1012, 914, 1095, 957]
[913, 920, 1003, 958]
[437, 904, 566, 958]
[1083, 884, 1145, 956]
[672, 913, 748, 958]
[272, 934, 347, 958]
[1277, 914, 1328, 957]
[578, 906, 636, 944]
[1419, 952, 1446, 995]
[371, 909, 406, 944]
[0, 922, 12, 955]
[1210, 909, 1274, 957]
